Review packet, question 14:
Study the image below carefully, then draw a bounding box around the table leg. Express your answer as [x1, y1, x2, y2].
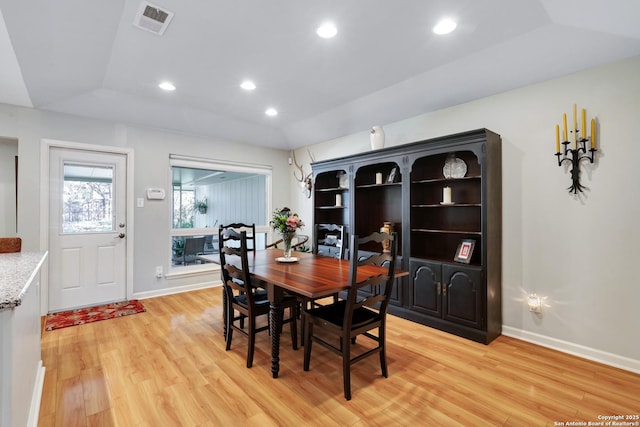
[268, 284, 284, 378]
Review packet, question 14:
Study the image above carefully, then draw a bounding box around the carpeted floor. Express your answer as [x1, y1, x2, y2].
[45, 300, 146, 331]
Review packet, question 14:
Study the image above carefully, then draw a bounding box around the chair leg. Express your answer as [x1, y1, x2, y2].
[343, 337, 352, 401]
[303, 316, 312, 371]
[247, 316, 256, 368]
[225, 314, 233, 351]
[379, 326, 388, 377]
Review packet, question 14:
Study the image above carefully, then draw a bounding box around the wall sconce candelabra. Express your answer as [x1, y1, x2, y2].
[554, 103, 597, 194]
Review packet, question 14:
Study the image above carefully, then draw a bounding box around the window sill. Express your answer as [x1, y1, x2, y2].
[165, 263, 220, 280]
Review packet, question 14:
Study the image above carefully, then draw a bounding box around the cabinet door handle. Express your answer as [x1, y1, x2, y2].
[437, 282, 441, 296]
[443, 283, 447, 296]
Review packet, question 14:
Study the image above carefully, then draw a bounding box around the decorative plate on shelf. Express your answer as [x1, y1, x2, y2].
[443, 154, 467, 179]
[276, 257, 299, 263]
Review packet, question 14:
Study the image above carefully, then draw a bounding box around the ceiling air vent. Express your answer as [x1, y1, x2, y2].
[133, 2, 174, 36]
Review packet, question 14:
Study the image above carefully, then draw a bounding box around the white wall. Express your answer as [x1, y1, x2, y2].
[290, 55, 640, 371]
[0, 138, 17, 235]
[0, 106, 290, 298]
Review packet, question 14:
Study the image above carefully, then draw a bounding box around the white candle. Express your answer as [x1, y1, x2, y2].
[335, 194, 342, 206]
[443, 187, 452, 204]
[375, 173, 383, 185]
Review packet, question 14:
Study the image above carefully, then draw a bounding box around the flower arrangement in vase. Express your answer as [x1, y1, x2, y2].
[270, 207, 305, 258]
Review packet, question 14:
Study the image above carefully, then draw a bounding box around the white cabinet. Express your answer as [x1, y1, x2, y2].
[0, 252, 47, 427]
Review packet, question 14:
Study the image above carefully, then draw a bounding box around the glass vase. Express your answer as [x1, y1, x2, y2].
[282, 232, 295, 259]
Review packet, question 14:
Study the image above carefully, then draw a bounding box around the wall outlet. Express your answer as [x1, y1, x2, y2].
[155, 266, 163, 278]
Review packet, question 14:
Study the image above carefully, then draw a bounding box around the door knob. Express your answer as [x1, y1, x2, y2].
[118, 233, 126, 238]
[119, 223, 125, 228]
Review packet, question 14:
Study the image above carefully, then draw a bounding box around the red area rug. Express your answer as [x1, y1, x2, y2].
[45, 300, 146, 331]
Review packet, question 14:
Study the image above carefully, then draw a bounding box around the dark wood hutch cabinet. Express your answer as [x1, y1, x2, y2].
[311, 129, 502, 344]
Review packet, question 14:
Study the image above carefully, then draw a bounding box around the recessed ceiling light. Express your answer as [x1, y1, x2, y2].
[265, 108, 278, 117]
[158, 81, 176, 91]
[240, 80, 256, 91]
[433, 19, 457, 35]
[316, 22, 337, 38]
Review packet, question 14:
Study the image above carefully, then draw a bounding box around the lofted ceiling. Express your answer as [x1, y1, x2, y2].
[1, 0, 639, 150]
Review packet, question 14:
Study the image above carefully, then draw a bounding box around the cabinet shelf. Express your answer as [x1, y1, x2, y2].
[356, 182, 402, 189]
[411, 228, 481, 235]
[412, 255, 482, 267]
[412, 176, 480, 185]
[317, 205, 347, 210]
[411, 204, 481, 208]
[316, 187, 348, 192]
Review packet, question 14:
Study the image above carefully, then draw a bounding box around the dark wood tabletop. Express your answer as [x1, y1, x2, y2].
[250, 251, 403, 299]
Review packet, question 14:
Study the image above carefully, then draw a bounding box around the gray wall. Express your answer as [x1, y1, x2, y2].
[289, 55, 640, 370]
[0, 138, 17, 235]
[0, 107, 290, 298]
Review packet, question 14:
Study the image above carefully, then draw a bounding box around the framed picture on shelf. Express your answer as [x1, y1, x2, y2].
[454, 239, 475, 264]
[387, 167, 397, 183]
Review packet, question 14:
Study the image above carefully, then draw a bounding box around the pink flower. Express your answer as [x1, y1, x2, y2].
[285, 215, 304, 230]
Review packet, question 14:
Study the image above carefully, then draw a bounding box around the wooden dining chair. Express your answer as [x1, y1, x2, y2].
[219, 228, 298, 368]
[219, 223, 258, 251]
[303, 231, 397, 400]
[0, 237, 22, 253]
[306, 223, 346, 311]
[314, 223, 346, 259]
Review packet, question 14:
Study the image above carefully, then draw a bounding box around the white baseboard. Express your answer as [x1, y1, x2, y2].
[502, 326, 640, 374]
[133, 280, 221, 300]
[28, 361, 45, 427]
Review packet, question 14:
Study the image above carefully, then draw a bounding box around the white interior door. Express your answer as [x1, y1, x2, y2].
[48, 148, 127, 312]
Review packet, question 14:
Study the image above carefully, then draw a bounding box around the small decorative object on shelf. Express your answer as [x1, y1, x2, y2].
[386, 167, 397, 183]
[270, 207, 305, 259]
[442, 186, 452, 204]
[443, 153, 467, 179]
[370, 125, 385, 150]
[375, 172, 383, 185]
[380, 221, 393, 253]
[337, 171, 348, 188]
[554, 103, 598, 194]
[454, 239, 475, 264]
[335, 194, 342, 206]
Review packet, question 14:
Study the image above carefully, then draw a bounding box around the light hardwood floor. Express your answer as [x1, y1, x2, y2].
[39, 288, 640, 427]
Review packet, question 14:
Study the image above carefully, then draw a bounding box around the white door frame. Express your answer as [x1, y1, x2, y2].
[39, 139, 134, 315]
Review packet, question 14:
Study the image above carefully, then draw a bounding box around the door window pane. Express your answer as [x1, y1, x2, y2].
[62, 163, 114, 233]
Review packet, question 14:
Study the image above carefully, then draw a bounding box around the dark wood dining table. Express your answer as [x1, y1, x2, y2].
[211, 248, 407, 378]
